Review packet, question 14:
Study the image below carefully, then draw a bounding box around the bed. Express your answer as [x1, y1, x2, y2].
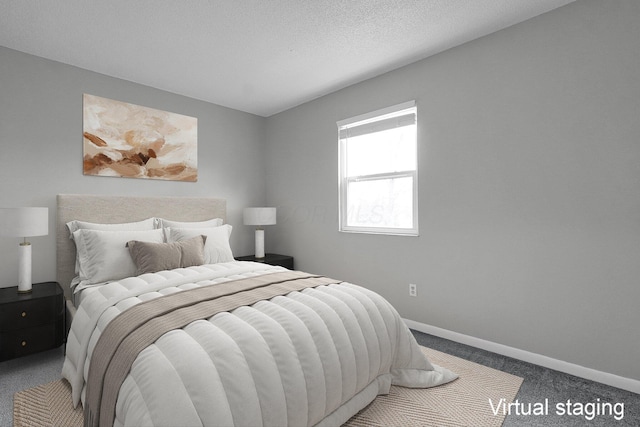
[57, 194, 457, 427]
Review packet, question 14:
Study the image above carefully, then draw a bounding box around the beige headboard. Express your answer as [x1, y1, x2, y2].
[56, 194, 227, 301]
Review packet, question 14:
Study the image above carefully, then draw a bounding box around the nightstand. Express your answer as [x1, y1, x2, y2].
[236, 253, 294, 269]
[0, 282, 65, 361]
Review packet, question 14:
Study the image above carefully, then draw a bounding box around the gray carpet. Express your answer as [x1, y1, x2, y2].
[412, 331, 640, 426]
[1, 332, 638, 426]
[0, 346, 65, 427]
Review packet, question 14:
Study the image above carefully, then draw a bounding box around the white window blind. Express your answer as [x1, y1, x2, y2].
[338, 101, 418, 236]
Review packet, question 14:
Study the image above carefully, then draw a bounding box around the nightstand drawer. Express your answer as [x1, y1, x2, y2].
[0, 282, 65, 361]
[0, 298, 59, 331]
[0, 323, 59, 359]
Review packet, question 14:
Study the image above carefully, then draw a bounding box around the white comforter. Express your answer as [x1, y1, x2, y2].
[62, 261, 456, 426]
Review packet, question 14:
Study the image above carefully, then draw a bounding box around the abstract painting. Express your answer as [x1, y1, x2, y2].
[83, 94, 197, 181]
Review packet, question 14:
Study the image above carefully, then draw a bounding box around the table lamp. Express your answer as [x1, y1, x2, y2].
[243, 207, 276, 259]
[0, 207, 49, 293]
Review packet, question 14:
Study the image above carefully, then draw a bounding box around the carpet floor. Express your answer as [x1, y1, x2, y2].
[412, 331, 640, 426]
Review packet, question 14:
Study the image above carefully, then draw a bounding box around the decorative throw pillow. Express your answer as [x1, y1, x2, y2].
[127, 235, 207, 275]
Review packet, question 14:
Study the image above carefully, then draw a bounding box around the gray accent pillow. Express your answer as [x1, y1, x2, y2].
[127, 235, 207, 275]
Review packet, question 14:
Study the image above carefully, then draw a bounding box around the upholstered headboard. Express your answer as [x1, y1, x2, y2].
[56, 194, 227, 301]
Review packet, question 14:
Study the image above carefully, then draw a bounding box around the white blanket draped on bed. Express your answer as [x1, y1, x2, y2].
[62, 261, 457, 427]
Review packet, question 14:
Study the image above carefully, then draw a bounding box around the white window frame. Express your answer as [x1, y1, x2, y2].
[338, 101, 418, 236]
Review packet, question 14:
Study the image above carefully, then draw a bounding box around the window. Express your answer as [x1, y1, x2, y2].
[338, 101, 418, 235]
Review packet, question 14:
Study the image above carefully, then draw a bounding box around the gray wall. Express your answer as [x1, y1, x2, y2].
[0, 46, 267, 287]
[265, 0, 640, 381]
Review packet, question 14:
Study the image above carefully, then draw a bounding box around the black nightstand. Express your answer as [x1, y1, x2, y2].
[0, 282, 65, 361]
[236, 253, 294, 270]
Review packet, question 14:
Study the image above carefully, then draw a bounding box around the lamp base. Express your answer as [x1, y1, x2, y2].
[255, 229, 265, 259]
[18, 242, 33, 294]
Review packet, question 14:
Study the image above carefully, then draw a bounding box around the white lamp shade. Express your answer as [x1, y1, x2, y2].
[243, 207, 276, 226]
[0, 207, 49, 237]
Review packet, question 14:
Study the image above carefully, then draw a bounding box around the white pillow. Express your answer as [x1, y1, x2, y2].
[67, 218, 156, 240]
[73, 228, 164, 286]
[156, 218, 223, 229]
[166, 225, 234, 264]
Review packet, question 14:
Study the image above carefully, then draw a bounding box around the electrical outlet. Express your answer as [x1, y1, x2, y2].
[409, 283, 417, 297]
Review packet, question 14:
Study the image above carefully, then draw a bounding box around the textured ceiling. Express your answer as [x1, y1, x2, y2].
[0, 0, 574, 116]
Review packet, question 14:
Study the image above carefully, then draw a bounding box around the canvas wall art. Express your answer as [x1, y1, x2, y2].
[83, 94, 198, 181]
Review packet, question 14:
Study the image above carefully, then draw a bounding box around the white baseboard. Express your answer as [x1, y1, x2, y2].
[404, 318, 640, 395]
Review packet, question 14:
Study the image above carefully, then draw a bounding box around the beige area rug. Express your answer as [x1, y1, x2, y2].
[14, 347, 522, 427]
[346, 347, 523, 427]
